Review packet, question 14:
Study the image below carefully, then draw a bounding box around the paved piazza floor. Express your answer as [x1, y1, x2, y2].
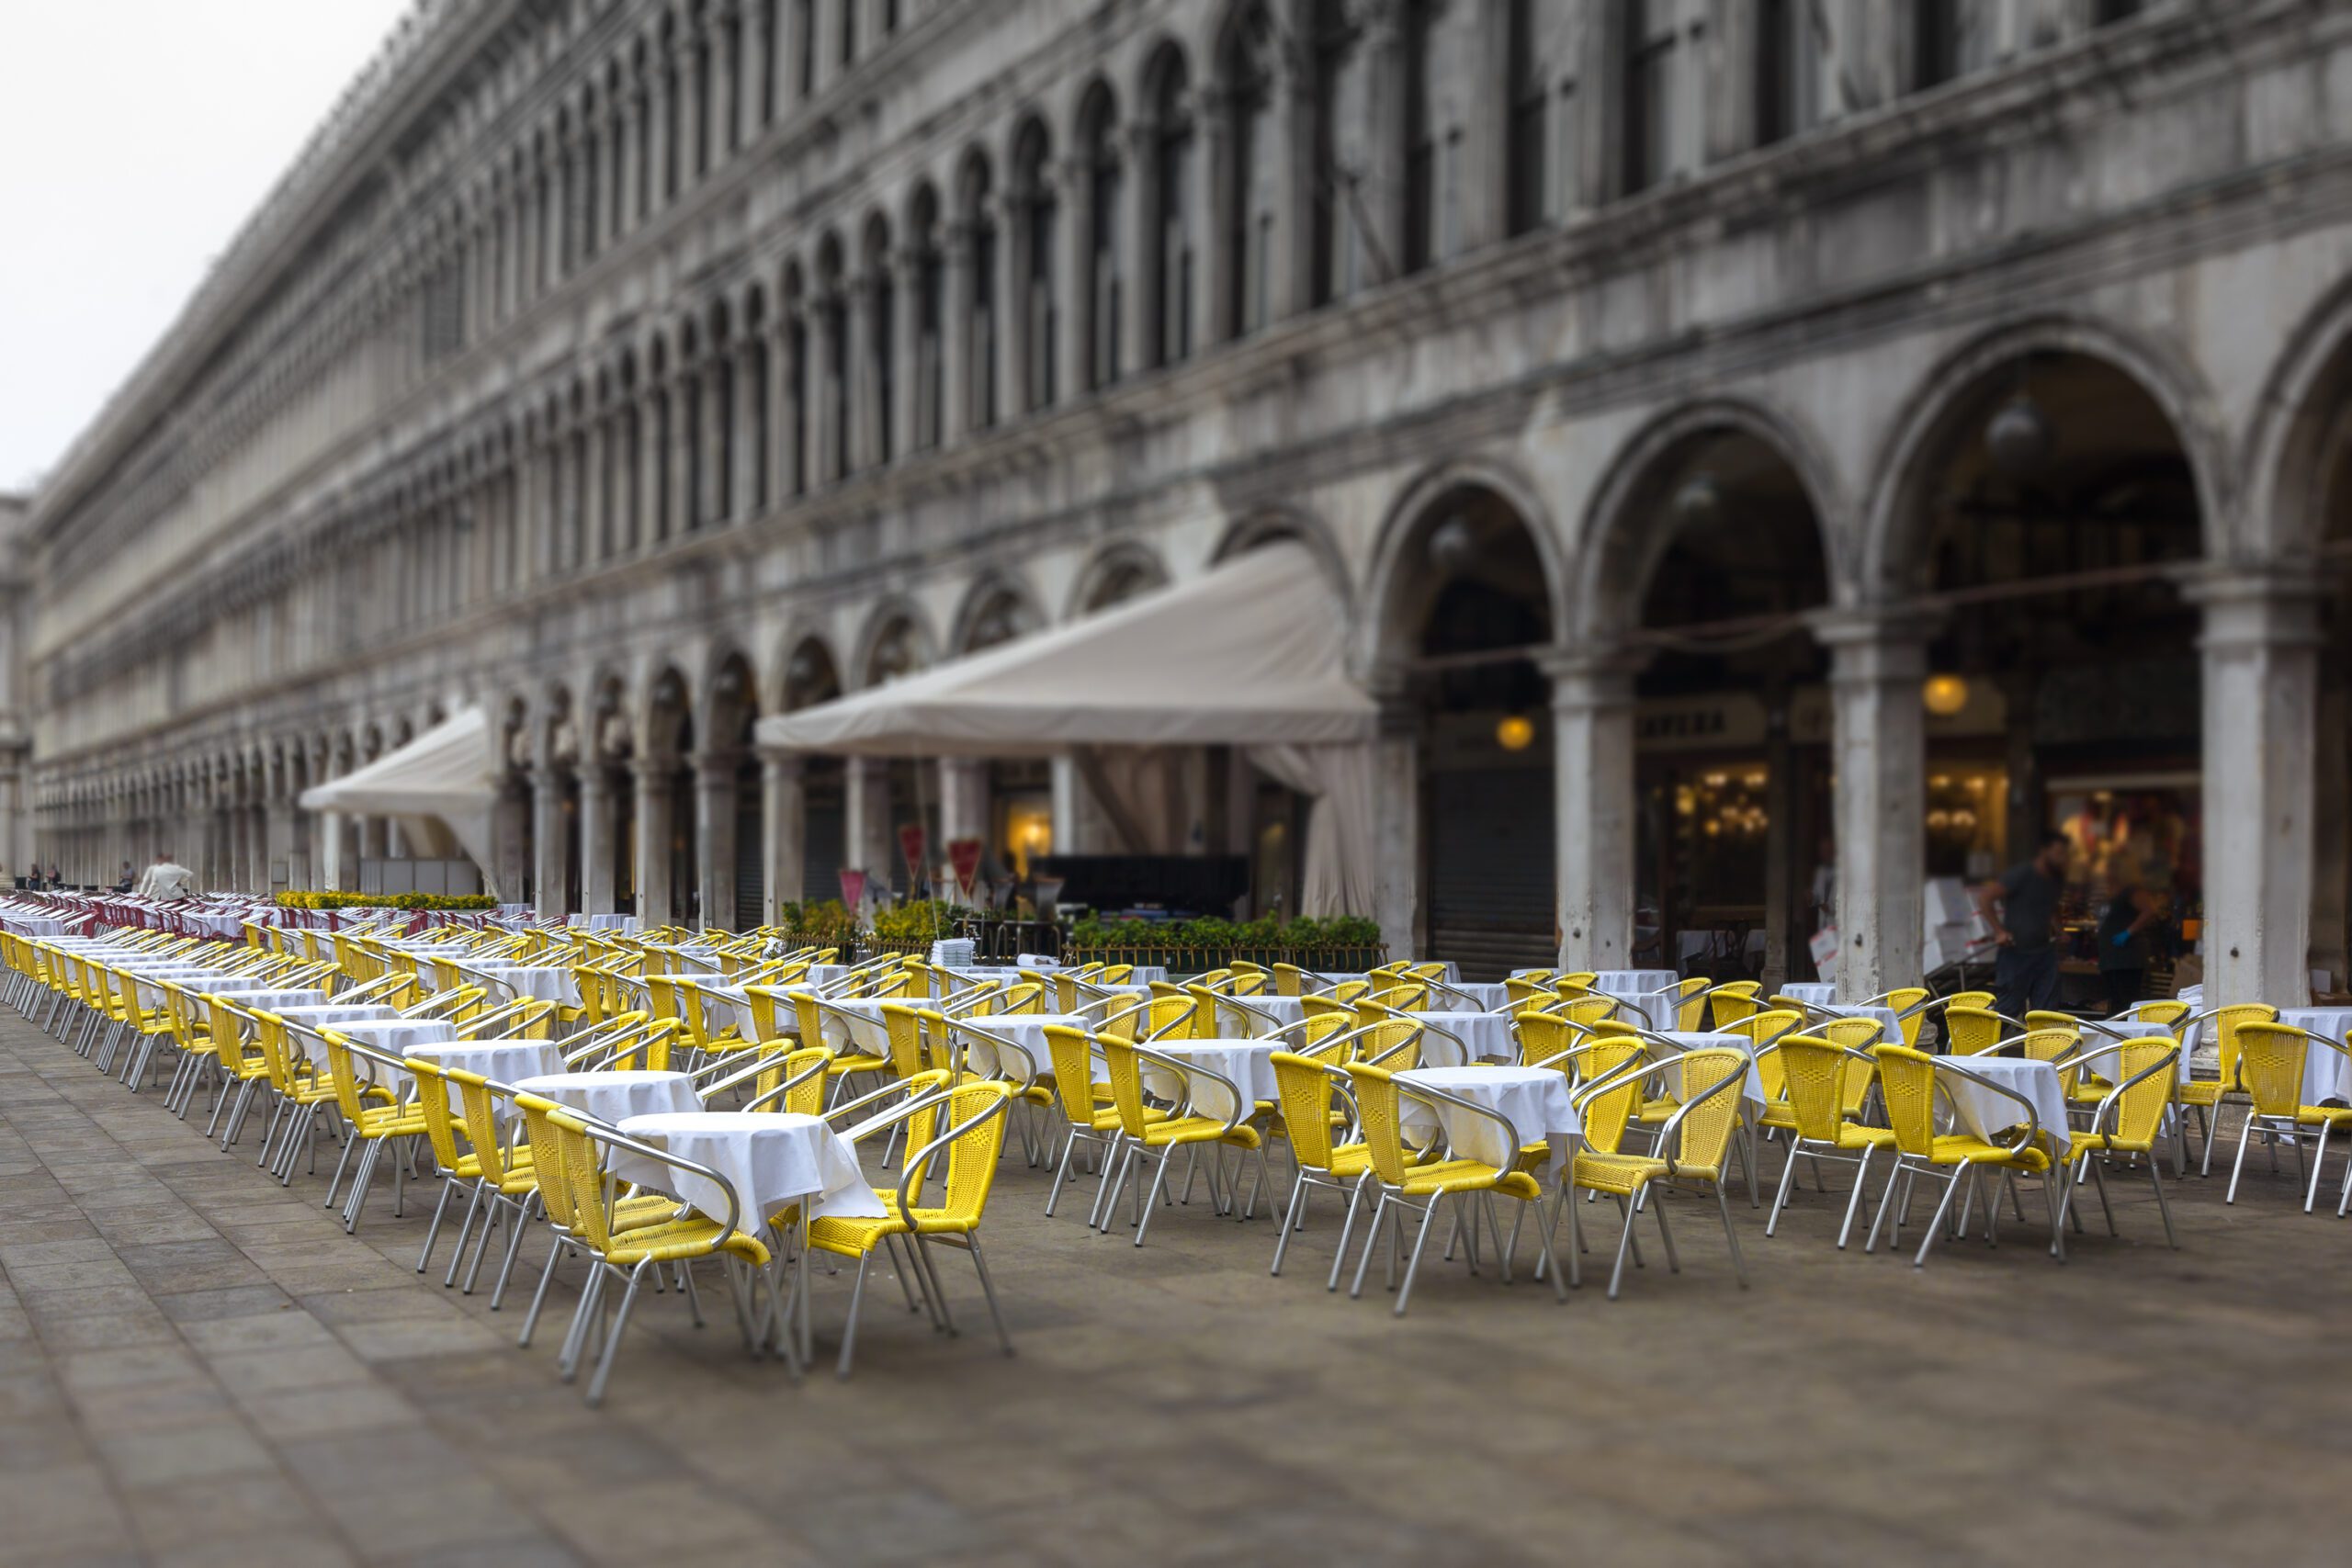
[2, 1010, 2347, 1567]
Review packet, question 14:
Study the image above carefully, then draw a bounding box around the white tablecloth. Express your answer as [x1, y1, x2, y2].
[316, 1019, 458, 1073]
[1939, 1056, 2074, 1157]
[614, 1111, 885, 1235]
[133, 971, 250, 1011]
[808, 998, 896, 1056]
[1395, 1066, 1581, 1175]
[1219, 994, 1308, 1036]
[1407, 1010, 1515, 1067]
[193, 987, 329, 1012]
[2277, 1008, 2352, 1106]
[408, 1040, 566, 1122]
[955, 1013, 1095, 1082]
[460, 962, 581, 1007]
[1781, 983, 1837, 1007]
[1425, 982, 1515, 1015]
[1818, 1003, 1902, 1046]
[1143, 1040, 1281, 1122]
[1592, 971, 1683, 1031]
[1652, 1032, 1770, 1114]
[568, 913, 639, 931]
[517, 1068, 702, 1127]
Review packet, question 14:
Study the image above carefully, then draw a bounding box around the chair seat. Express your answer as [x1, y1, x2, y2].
[1920, 1133, 2051, 1171]
[354, 1103, 428, 1139]
[2177, 1080, 2243, 1108]
[1573, 1152, 1676, 1195]
[1387, 1160, 1542, 1200]
[828, 1053, 890, 1077]
[604, 1218, 770, 1269]
[1136, 1115, 1261, 1151]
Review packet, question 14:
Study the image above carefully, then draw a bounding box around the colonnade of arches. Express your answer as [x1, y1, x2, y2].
[41, 295, 2352, 1009]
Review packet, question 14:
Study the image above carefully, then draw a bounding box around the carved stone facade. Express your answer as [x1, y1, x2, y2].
[22, 1, 2352, 998]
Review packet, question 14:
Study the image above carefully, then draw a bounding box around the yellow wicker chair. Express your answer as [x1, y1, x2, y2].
[1563, 1046, 1753, 1297]
[1341, 1062, 1565, 1315]
[2057, 1035, 2182, 1244]
[2226, 1021, 2352, 1210]
[1863, 1044, 2062, 1268]
[1758, 1032, 1894, 1247]
[2180, 1002, 2278, 1175]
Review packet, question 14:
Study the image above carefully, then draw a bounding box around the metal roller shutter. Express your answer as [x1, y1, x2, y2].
[1428, 767, 1555, 981]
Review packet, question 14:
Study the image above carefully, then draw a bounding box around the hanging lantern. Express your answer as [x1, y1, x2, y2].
[1921, 673, 1970, 717]
[1428, 513, 1477, 573]
[1985, 393, 2054, 478]
[1673, 472, 1722, 529]
[1494, 714, 1536, 752]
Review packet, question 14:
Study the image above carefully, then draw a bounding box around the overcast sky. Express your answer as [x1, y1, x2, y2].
[0, 0, 413, 494]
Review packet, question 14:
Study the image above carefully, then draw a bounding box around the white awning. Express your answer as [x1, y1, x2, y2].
[755, 542, 1374, 756]
[299, 706, 499, 874]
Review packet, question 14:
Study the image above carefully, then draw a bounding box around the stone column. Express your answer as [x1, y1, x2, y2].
[531, 766, 570, 920]
[617, 94, 643, 235]
[700, 351, 729, 524]
[337, 811, 363, 893]
[846, 275, 877, 472]
[2194, 571, 2324, 1006]
[580, 764, 617, 915]
[492, 781, 529, 904]
[1049, 755, 1084, 858]
[1058, 152, 1093, 397]
[638, 376, 666, 547]
[634, 759, 675, 925]
[1355, 3, 1408, 295]
[1196, 87, 1232, 344]
[892, 250, 922, 460]
[843, 756, 896, 897]
[938, 758, 990, 855]
[708, 0, 739, 164]
[941, 222, 974, 442]
[669, 362, 698, 535]
[742, 0, 774, 133]
[1122, 117, 1159, 370]
[694, 751, 739, 931]
[733, 340, 763, 513]
[1369, 693, 1421, 962]
[771, 311, 801, 499]
[1821, 611, 1932, 999]
[809, 296, 841, 486]
[1547, 651, 1644, 972]
[1272, 53, 1312, 323]
[760, 749, 807, 923]
[676, 23, 706, 188]
[646, 70, 672, 214]
[998, 189, 1031, 418]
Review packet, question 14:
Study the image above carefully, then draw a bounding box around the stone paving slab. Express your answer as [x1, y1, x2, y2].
[4, 1005, 2351, 1565]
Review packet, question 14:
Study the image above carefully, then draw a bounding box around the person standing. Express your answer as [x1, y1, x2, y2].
[144, 853, 197, 901]
[2098, 873, 2160, 1015]
[1980, 831, 2068, 1021]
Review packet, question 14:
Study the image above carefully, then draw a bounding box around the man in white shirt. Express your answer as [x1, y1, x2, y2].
[141, 853, 197, 900]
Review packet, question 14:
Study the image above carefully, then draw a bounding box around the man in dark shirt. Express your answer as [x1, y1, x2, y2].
[1981, 831, 2068, 1020]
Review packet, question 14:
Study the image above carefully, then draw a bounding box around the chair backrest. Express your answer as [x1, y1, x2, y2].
[1709, 987, 1759, 1030]
[2014, 1026, 2083, 1097]
[405, 1055, 469, 1170]
[2022, 1010, 2077, 1036]
[2233, 1021, 2310, 1117]
[446, 1067, 526, 1187]
[1341, 1063, 1416, 1185]
[1040, 1026, 1104, 1124]
[1097, 1036, 1159, 1137]
[1329, 979, 1370, 1005]
[1883, 987, 1931, 1048]
[878, 1002, 927, 1080]
[1300, 995, 1354, 1027]
[1818, 1019, 1883, 1113]
[512, 1093, 579, 1229]
[1576, 1051, 1643, 1156]
[1671, 977, 1711, 1032]
[2212, 1003, 2279, 1089]
[1663, 1047, 1749, 1173]
[2131, 998, 2189, 1029]
[908, 1082, 1013, 1224]
[1516, 1010, 1577, 1068]
[1871, 1044, 1943, 1158]
[1269, 1050, 1349, 1169]
[1772, 1034, 1855, 1143]
[2094, 1036, 2179, 1146]
[1227, 968, 1268, 997]
[1728, 1010, 1804, 1100]
[752, 1044, 833, 1115]
[1939, 989, 1993, 1016]
[1185, 983, 1231, 1039]
[1272, 963, 1310, 997]
[1944, 1006, 2008, 1055]
[998, 981, 1046, 1016]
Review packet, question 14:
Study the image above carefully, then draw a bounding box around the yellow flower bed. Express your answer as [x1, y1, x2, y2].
[275, 892, 498, 911]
